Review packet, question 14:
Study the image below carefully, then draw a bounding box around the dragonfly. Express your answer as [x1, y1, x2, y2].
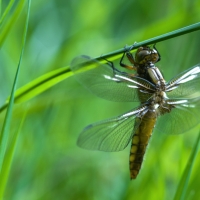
[70, 45, 200, 179]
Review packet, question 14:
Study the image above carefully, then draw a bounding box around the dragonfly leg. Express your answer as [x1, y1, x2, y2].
[153, 44, 161, 62]
[159, 104, 175, 116]
[120, 51, 137, 71]
[102, 57, 129, 77]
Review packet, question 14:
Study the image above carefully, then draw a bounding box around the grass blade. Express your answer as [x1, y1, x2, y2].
[12, 67, 72, 103]
[0, 112, 27, 198]
[100, 22, 200, 61]
[0, 22, 200, 113]
[0, 67, 72, 112]
[173, 132, 200, 200]
[0, 0, 1, 17]
[0, 0, 25, 47]
[0, 0, 15, 26]
[0, 0, 30, 196]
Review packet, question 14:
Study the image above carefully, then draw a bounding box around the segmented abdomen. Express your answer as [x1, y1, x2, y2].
[129, 111, 157, 179]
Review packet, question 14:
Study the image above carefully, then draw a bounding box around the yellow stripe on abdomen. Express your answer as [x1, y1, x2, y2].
[129, 111, 157, 179]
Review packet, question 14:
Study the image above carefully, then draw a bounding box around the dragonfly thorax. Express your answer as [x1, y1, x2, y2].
[151, 91, 165, 104]
[147, 66, 166, 90]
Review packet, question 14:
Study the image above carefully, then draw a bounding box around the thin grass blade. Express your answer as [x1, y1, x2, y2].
[173, 132, 200, 200]
[0, 0, 15, 26]
[0, 22, 200, 113]
[100, 22, 200, 61]
[0, 112, 27, 198]
[0, 0, 30, 179]
[0, 0, 1, 17]
[0, 0, 25, 47]
[0, 67, 72, 113]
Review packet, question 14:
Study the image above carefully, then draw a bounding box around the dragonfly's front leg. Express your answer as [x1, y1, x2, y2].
[101, 56, 129, 76]
[120, 51, 137, 71]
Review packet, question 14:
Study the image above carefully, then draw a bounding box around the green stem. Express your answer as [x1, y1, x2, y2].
[99, 22, 200, 60]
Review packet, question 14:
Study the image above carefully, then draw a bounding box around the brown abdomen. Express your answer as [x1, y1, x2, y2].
[129, 111, 157, 179]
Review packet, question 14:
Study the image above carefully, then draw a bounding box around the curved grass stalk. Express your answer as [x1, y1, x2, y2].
[1, 22, 200, 113]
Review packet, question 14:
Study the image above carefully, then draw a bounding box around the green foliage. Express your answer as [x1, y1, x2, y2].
[0, 0, 200, 199]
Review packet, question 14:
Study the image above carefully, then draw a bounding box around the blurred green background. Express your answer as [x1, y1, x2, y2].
[1, 0, 200, 199]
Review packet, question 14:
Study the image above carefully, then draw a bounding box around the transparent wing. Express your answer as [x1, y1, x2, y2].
[77, 106, 147, 152]
[155, 97, 200, 134]
[166, 64, 200, 99]
[71, 56, 155, 102]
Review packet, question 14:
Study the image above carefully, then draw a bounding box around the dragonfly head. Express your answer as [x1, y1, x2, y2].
[135, 46, 160, 67]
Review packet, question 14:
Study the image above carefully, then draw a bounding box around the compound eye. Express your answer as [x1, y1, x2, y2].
[135, 50, 150, 63]
[152, 53, 160, 63]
